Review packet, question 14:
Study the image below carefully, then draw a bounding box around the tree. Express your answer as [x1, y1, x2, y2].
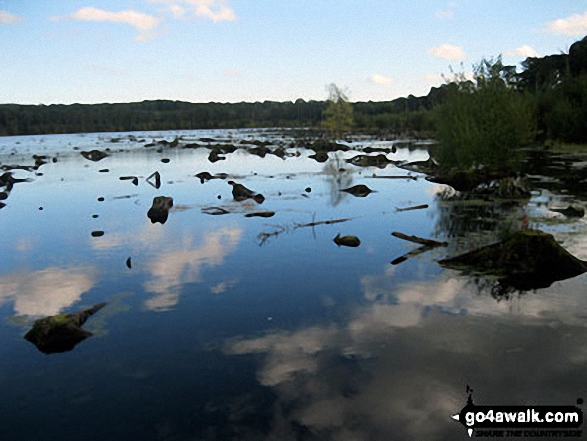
[322, 84, 353, 139]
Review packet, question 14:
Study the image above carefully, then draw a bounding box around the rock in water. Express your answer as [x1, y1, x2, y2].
[80, 150, 108, 162]
[440, 229, 587, 291]
[147, 196, 174, 224]
[340, 184, 374, 197]
[346, 154, 392, 168]
[333, 234, 361, 247]
[227, 181, 265, 204]
[550, 206, 585, 218]
[24, 303, 106, 354]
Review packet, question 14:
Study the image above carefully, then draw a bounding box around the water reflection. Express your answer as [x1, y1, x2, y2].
[0, 266, 96, 317]
[143, 227, 243, 311]
[224, 270, 587, 440]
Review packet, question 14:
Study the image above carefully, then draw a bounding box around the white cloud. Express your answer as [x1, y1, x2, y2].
[370, 74, 394, 86]
[428, 44, 467, 60]
[152, 0, 237, 22]
[51, 7, 162, 42]
[544, 12, 587, 37]
[505, 45, 540, 58]
[0, 10, 24, 24]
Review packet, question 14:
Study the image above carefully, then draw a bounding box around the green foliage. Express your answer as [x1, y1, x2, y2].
[322, 84, 354, 139]
[434, 57, 536, 170]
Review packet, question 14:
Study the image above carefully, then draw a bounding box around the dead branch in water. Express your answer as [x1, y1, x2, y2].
[391, 231, 447, 247]
[396, 204, 429, 212]
[293, 217, 352, 229]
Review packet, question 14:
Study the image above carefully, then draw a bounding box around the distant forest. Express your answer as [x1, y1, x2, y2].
[0, 92, 444, 137]
[1, 35, 586, 143]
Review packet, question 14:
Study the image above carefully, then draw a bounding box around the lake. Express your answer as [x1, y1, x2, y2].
[0, 129, 586, 440]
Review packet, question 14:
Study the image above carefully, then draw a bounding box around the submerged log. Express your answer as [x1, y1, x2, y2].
[439, 229, 587, 290]
[24, 303, 106, 354]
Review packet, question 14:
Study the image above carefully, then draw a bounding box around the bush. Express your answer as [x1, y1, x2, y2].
[434, 58, 536, 171]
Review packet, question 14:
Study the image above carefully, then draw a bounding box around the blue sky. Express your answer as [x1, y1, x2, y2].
[1, 1, 587, 104]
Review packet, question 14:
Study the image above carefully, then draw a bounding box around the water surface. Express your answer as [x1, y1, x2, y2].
[1, 129, 586, 440]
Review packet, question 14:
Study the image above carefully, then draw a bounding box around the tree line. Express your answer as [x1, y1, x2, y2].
[1, 35, 586, 143]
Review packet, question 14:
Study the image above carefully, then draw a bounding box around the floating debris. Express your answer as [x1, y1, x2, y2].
[161, 158, 170, 164]
[91, 231, 104, 237]
[24, 303, 106, 354]
[99, 169, 110, 173]
[333, 234, 361, 247]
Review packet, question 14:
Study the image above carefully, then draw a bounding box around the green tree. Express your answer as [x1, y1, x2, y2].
[322, 84, 353, 139]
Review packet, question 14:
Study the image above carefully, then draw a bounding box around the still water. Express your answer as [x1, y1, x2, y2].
[0, 129, 586, 440]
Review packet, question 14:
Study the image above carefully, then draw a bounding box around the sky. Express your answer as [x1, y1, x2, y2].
[1, 1, 587, 105]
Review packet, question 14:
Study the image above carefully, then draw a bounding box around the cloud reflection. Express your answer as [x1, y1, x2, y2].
[0, 266, 96, 316]
[222, 266, 587, 440]
[144, 227, 242, 311]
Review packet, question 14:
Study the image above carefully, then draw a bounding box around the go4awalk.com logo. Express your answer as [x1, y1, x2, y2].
[451, 387, 583, 438]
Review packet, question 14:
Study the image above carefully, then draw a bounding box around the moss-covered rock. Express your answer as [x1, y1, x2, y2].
[24, 303, 106, 354]
[440, 229, 587, 290]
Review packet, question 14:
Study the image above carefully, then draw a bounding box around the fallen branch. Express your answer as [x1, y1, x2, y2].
[391, 245, 435, 265]
[293, 218, 352, 229]
[371, 174, 417, 180]
[391, 231, 447, 247]
[396, 204, 429, 212]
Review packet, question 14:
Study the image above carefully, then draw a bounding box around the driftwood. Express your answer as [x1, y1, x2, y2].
[396, 204, 429, 212]
[293, 218, 352, 229]
[371, 174, 418, 180]
[390, 231, 447, 265]
[391, 232, 448, 247]
[391, 245, 436, 265]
